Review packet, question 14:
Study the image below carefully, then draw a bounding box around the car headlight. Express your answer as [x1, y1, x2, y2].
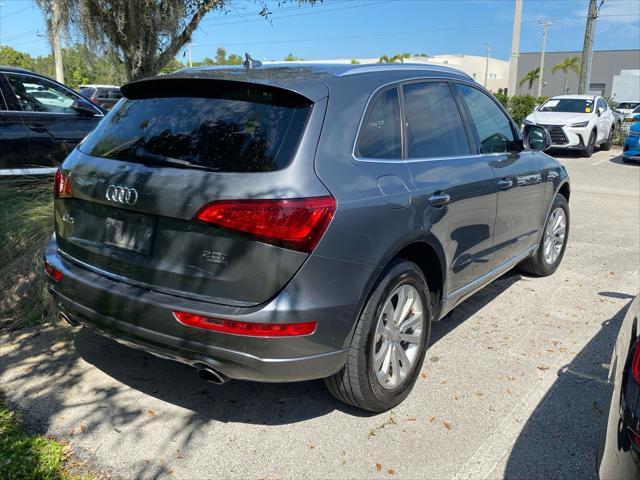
[568, 121, 589, 128]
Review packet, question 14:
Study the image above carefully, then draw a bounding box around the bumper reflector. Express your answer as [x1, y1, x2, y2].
[44, 261, 62, 282]
[173, 311, 317, 337]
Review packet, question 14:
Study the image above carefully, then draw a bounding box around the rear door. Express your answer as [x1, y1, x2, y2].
[55, 80, 328, 306]
[3, 72, 103, 167]
[455, 82, 547, 268]
[402, 80, 497, 294]
[0, 74, 32, 171]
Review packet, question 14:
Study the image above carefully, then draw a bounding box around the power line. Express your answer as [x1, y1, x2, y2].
[0, 4, 30, 19]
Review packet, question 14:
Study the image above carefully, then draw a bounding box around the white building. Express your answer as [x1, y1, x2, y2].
[267, 54, 510, 91]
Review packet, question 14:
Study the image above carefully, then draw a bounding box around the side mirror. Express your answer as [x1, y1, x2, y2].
[523, 124, 552, 151]
[71, 99, 99, 117]
[597, 107, 604, 116]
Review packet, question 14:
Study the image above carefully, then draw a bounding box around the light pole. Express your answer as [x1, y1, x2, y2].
[579, 0, 604, 94]
[537, 20, 552, 98]
[483, 42, 491, 88]
[187, 41, 200, 68]
[507, 0, 523, 96]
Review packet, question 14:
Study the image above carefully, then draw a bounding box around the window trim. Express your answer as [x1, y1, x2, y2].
[0, 71, 104, 116]
[453, 80, 524, 155]
[352, 76, 482, 163]
[352, 84, 404, 161]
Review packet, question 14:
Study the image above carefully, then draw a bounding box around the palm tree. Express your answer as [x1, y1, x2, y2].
[519, 67, 540, 95]
[552, 56, 581, 94]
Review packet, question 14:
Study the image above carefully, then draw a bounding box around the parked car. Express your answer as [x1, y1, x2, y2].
[623, 114, 640, 163]
[524, 94, 616, 158]
[597, 296, 640, 480]
[616, 101, 640, 117]
[0, 66, 105, 175]
[44, 63, 570, 412]
[78, 84, 122, 110]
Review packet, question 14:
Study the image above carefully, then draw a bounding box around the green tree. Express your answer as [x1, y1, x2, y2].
[378, 53, 411, 63]
[215, 47, 227, 65]
[34, 0, 318, 81]
[284, 53, 303, 61]
[552, 56, 581, 94]
[519, 67, 540, 95]
[350, 59, 360, 64]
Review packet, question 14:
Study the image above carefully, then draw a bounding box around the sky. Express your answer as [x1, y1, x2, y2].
[0, 0, 639, 62]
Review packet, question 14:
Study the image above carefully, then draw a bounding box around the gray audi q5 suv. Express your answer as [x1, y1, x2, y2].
[45, 63, 570, 412]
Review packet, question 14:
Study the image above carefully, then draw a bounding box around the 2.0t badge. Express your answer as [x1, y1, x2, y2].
[105, 185, 139, 206]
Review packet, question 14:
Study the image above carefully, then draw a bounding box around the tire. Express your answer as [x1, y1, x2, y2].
[519, 193, 570, 277]
[581, 130, 596, 158]
[601, 126, 614, 151]
[325, 259, 431, 412]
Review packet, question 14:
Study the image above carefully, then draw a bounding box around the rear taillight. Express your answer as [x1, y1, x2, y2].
[632, 338, 640, 384]
[173, 311, 317, 337]
[195, 196, 336, 253]
[44, 260, 62, 282]
[54, 168, 72, 198]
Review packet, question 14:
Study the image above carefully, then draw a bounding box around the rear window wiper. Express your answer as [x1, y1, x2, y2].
[133, 147, 220, 172]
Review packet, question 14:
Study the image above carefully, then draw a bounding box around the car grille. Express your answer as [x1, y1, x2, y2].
[539, 124, 568, 145]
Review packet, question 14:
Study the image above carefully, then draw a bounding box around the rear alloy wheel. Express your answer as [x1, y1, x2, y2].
[325, 260, 431, 412]
[582, 130, 596, 158]
[519, 193, 569, 276]
[601, 126, 614, 151]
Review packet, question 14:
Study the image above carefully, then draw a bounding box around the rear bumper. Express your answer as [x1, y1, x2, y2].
[45, 237, 377, 382]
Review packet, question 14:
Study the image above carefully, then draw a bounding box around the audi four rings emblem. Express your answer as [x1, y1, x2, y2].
[105, 185, 139, 205]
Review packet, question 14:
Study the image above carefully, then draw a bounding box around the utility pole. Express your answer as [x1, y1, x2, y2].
[187, 41, 200, 68]
[578, 0, 604, 94]
[483, 42, 491, 88]
[537, 20, 552, 98]
[507, 0, 523, 96]
[51, 0, 64, 84]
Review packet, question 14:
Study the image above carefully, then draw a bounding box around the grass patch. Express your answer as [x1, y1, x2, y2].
[0, 178, 55, 330]
[0, 395, 91, 480]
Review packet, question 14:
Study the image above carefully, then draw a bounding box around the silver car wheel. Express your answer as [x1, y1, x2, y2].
[373, 284, 424, 390]
[543, 207, 566, 265]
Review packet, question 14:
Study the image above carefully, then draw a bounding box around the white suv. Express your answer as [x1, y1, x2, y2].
[524, 95, 616, 157]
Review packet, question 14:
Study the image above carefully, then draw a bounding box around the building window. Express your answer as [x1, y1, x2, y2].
[489, 73, 497, 80]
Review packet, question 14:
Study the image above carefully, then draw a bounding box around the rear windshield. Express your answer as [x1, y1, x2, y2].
[79, 85, 312, 172]
[539, 98, 594, 113]
[618, 102, 640, 110]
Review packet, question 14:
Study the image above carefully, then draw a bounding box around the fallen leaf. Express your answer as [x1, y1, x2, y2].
[429, 416, 436, 423]
[406, 417, 417, 422]
[376, 463, 382, 472]
[114, 427, 121, 433]
[420, 372, 428, 380]
[388, 468, 396, 475]
[147, 409, 156, 417]
[440, 380, 448, 384]
[443, 421, 453, 430]
[475, 391, 483, 397]
[309, 444, 315, 449]
[537, 364, 550, 371]
[68, 428, 75, 436]
[453, 394, 459, 401]
[79, 424, 86, 433]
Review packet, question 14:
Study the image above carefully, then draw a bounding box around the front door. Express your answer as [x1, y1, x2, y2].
[0, 76, 32, 171]
[402, 81, 497, 294]
[455, 82, 547, 267]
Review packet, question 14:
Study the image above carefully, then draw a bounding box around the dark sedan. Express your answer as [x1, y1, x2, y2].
[598, 296, 640, 479]
[0, 66, 105, 175]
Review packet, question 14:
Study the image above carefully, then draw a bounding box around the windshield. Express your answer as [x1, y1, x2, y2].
[79, 86, 312, 172]
[539, 98, 594, 113]
[618, 102, 640, 110]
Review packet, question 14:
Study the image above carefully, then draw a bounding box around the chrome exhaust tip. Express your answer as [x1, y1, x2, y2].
[197, 367, 229, 385]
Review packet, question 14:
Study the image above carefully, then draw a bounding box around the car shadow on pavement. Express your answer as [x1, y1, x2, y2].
[73, 326, 369, 426]
[503, 296, 634, 480]
[610, 154, 640, 166]
[431, 270, 522, 346]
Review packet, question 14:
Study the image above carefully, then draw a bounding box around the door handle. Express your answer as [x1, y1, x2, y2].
[428, 192, 451, 207]
[497, 178, 514, 189]
[29, 124, 48, 133]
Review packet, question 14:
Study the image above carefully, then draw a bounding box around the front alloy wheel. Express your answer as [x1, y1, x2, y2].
[543, 207, 567, 265]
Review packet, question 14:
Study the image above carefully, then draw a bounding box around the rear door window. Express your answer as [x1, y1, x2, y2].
[5, 73, 80, 113]
[402, 82, 471, 158]
[79, 84, 312, 172]
[355, 87, 402, 159]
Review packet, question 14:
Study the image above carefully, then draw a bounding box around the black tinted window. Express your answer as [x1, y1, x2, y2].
[80, 88, 96, 98]
[356, 87, 402, 159]
[5, 73, 81, 113]
[79, 86, 312, 172]
[597, 98, 607, 111]
[403, 82, 470, 158]
[457, 84, 518, 154]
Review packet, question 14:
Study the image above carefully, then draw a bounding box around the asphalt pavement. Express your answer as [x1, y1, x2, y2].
[1, 148, 638, 479]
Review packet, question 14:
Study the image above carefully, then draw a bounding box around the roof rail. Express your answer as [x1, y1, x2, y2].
[336, 63, 473, 80]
